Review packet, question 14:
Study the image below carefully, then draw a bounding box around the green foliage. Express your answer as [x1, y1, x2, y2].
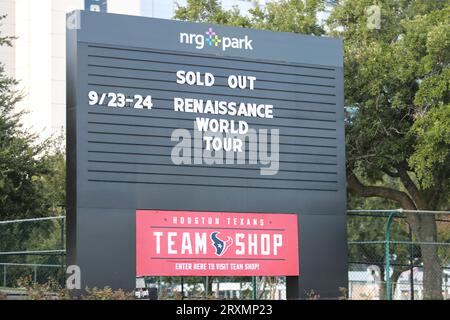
[0, 219, 65, 288]
[16, 275, 70, 300]
[348, 189, 413, 272]
[409, 104, 449, 189]
[82, 287, 134, 300]
[0, 15, 66, 286]
[249, 0, 325, 34]
[38, 138, 66, 215]
[174, 0, 252, 27]
[0, 15, 65, 221]
[328, 1, 449, 208]
[14, 276, 134, 300]
[175, 0, 325, 34]
[0, 77, 51, 220]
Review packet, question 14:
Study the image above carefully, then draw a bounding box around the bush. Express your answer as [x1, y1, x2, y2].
[16, 275, 69, 300]
[82, 287, 134, 300]
[16, 276, 134, 300]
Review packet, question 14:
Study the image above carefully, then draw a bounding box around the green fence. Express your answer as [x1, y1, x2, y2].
[1, 210, 449, 300]
[348, 210, 450, 300]
[0, 216, 66, 288]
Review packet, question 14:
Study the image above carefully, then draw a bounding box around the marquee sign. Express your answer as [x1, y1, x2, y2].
[67, 10, 347, 298]
[136, 210, 299, 276]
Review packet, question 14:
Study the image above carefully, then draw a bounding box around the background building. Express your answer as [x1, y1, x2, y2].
[0, 0, 271, 140]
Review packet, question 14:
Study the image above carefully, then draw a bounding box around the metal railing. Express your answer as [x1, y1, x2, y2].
[1, 263, 62, 287]
[0, 216, 66, 288]
[1, 210, 449, 300]
[347, 209, 450, 300]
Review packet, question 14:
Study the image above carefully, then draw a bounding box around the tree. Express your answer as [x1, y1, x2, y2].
[175, 0, 325, 34]
[0, 15, 64, 221]
[175, 0, 252, 27]
[175, 0, 449, 299]
[327, 0, 449, 299]
[348, 190, 417, 300]
[0, 15, 66, 281]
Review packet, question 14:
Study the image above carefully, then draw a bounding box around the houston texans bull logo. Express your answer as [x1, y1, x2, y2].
[210, 232, 233, 256]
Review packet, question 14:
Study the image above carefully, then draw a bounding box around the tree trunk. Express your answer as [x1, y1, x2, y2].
[378, 267, 386, 300]
[379, 282, 386, 300]
[258, 276, 266, 299]
[407, 213, 442, 300]
[347, 172, 443, 300]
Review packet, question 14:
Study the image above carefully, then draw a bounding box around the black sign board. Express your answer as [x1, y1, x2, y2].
[66, 10, 347, 298]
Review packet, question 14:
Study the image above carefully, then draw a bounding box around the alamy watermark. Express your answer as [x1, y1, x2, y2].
[66, 265, 81, 289]
[171, 127, 280, 175]
[67, 11, 81, 30]
[366, 5, 381, 30]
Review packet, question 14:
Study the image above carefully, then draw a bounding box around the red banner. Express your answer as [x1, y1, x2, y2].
[136, 210, 299, 276]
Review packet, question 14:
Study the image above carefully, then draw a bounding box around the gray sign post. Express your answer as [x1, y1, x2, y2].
[67, 10, 347, 299]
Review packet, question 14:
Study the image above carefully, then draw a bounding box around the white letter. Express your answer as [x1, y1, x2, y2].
[195, 233, 207, 254]
[174, 97, 184, 112]
[195, 117, 210, 132]
[168, 232, 177, 254]
[228, 75, 237, 89]
[222, 37, 231, 51]
[236, 234, 245, 255]
[153, 232, 163, 254]
[181, 233, 192, 254]
[245, 36, 253, 50]
[176, 70, 186, 84]
[261, 234, 270, 255]
[205, 73, 215, 87]
[195, 34, 204, 49]
[248, 234, 258, 255]
[248, 76, 256, 90]
[273, 234, 283, 255]
[180, 33, 189, 44]
[204, 136, 213, 150]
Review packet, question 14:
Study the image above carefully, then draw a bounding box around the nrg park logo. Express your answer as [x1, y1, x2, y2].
[180, 27, 253, 51]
